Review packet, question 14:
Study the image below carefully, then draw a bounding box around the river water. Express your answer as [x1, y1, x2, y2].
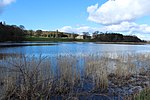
[0, 42, 150, 56]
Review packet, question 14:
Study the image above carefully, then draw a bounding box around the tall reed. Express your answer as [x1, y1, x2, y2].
[0, 52, 150, 99]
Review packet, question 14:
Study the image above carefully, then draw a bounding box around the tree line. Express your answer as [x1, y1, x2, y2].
[0, 22, 144, 42]
[0, 22, 26, 42]
[92, 31, 143, 42]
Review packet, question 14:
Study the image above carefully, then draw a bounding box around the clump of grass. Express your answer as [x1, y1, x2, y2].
[53, 56, 81, 94]
[85, 57, 108, 91]
[114, 54, 137, 78]
[0, 55, 53, 100]
[134, 88, 150, 100]
[125, 88, 150, 100]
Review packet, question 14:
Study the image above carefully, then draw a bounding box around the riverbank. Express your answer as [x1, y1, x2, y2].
[24, 36, 93, 42]
[0, 36, 148, 45]
[24, 36, 148, 45]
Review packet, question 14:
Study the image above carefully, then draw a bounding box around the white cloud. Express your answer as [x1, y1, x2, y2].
[0, 0, 15, 6]
[87, 0, 150, 25]
[59, 26, 97, 34]
[102, 22, 150, 34]
[0, 0, 15, 13]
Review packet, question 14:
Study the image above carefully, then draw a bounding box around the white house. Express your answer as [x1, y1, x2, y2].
[76, 35, 84, 39]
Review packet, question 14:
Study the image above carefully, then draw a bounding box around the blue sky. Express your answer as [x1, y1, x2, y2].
[0, 0, 150, 40]
[0, 0, 107, 30]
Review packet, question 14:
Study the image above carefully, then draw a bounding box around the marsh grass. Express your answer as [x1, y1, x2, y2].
[53, 56, 81, 95]
[85, 58, 108, 91]
[0, 53, 150, 99]
[134, 88, 150, 100]
[115, 54, 137, 78]
[0, 55, 54, 99]
[125, 88, 150, 100]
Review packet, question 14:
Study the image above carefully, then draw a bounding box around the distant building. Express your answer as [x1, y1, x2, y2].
[0, 21, 6, 26]
[0, 22, 3, 25]
[76, 35, 91, 39]
[41, 30, 78, 39]
[76, 35, 84, 39]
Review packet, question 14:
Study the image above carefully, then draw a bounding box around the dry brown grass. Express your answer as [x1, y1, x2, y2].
[0, 53, 150, 99]
[0, 56, 53, 99]
[85, 59, 108, 91]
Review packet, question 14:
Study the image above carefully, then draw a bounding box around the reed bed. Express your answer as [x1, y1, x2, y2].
[0, 53, 150, 99]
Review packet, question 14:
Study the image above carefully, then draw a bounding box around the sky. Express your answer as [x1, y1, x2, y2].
[0, 0, 150, 40]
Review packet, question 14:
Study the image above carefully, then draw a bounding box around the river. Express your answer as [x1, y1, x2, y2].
[0, 42, 150, 57]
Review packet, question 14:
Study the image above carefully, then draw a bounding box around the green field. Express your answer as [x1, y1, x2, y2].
[25, 36, 93, 42]
[25, 36, 149, 45]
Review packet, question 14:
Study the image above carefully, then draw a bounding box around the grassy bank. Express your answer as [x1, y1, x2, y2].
[25, 36, 93, 42]
[0, 53, 150, 99]
[24, 36, 149, 45]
